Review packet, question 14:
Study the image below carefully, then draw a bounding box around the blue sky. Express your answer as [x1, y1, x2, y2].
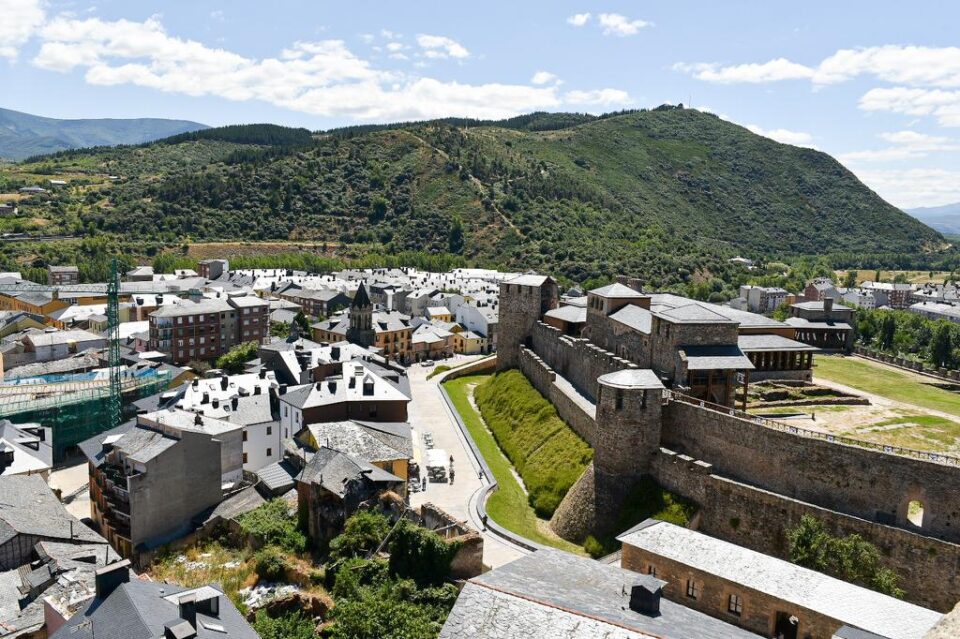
[3, 1, 960, 208]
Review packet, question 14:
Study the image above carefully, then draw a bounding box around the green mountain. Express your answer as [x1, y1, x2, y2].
[907, 203, 960, 235]
[0, 107, 208, 160]
[1, 106, 944, 287]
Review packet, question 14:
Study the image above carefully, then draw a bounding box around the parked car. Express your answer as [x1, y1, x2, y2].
[422, 359, 435, 367]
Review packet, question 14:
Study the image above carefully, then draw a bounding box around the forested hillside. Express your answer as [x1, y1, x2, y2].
[0, 106, 945, 288]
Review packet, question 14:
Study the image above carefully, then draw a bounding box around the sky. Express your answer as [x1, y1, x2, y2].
[3, 1, 960, 209]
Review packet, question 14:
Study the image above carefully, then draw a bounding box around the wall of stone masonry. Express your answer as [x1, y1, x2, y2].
[650, 447, 960, 612]
[529, 321, 635, 402]
[661, 399, 960, 542]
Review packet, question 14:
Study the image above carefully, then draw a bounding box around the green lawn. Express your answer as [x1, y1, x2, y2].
[814, 355, 960, 418]
[443, 375, 584, 554]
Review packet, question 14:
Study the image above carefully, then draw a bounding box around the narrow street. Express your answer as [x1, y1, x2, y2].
[406, 356, 525, 568]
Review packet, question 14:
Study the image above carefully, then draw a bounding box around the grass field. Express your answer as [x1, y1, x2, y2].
[835, 269, 952, 285]
[814, 355, 960, 418]
[443, 375, 583, 554]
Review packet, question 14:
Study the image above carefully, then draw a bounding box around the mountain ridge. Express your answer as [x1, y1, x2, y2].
[0, 107, 208, 160]
[1, 106, 944, 289]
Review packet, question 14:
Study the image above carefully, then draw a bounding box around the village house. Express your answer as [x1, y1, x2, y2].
[47, 265, 79, 286]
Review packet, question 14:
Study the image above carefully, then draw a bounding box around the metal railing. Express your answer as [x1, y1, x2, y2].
[668, 391, 960, 467]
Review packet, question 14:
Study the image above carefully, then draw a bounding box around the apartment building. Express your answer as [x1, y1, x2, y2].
[48, 265, 79, 286]
[148, 295, 269, 364]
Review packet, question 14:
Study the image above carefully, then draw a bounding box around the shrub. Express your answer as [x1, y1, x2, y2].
[237, 499, 307, 554]
[254, 546, 287, 581]
[425, 364, 451, 380]
[215, 340, 260, 374]
[584, 535, 604, 558]
[252, 610, 315, 639]
[474, 370, 593, 517]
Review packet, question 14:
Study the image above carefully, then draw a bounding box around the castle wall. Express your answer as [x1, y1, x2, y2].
[530, 321, 635, 402]
[661, 399, 960, 542]
[651, 448, 960, 612]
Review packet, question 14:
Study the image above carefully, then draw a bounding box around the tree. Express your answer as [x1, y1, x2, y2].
[329, 511, 391, 560]
[215, 340, 260, 374]
[448, 215, 464, 254]
[842, 270, 858, 288]
[788, 515, 903, 598]
[931, 322, 953, 368]
[252, 611, 315, 639]
[293, 310, 310, 335]
[879, 314, 896, 350]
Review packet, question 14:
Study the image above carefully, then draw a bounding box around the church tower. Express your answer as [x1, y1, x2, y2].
[347, 283, 375, 347]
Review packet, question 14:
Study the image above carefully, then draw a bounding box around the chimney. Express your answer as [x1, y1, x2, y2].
[279, 385, 287, 396]
[331, 346, 340, 360]
[254, 385, 262, 395]
[824, 297, 834, 316]
[259, 369, 267, 379]
[220, 376, 229, 391]
[628, 576, 665, 616]
[178, 593, 197, 627]
[95, 560, 131, 600]
[211, 399, 219, 409]
[196, 592, 220, 617]
[201, 393, 209, 404]
[327, 380, 337, 393]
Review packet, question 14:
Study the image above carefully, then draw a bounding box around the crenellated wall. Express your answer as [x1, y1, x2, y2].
[661, 399, 960, 542]
[530, 321, 635, 402]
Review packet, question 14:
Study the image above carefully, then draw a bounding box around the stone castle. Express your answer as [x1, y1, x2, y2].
[498, 275, 960, 612]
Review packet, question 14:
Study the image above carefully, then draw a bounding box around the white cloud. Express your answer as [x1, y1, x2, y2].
[674, 59, 814, 84]
[597, 13, 651, 37]
[380, 29, 400, 40]
[838, 130, 960, 164]
[848, 167, 960, 208]
[566, 13, 591, 27]
[26, 13, 633, 121]
[859, 87, 960, 127]
[415, 34, 469, 59]
[563, 88, 631, 106]
[745, 124, 816, 148]
[0, 0, 45, 59]
[531, 70, 558, 85]
[386, 42, 406, 53]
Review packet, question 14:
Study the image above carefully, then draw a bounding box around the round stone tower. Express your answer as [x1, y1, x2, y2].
[594, 369, 665, 479]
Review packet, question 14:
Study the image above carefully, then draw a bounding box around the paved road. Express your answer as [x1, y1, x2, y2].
[407, 356, 525, 568]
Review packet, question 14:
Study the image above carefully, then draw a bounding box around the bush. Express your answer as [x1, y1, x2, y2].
[254, 546, 287, 581]
[252, 610, 315, 639]
[474, 370, 593, 517]
[584, 535, 604, 558]
[237, 499, 307, 554]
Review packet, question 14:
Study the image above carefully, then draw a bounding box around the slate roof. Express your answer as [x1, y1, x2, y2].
[655, 303, 735, 324]
[590, 282, 646, 298]
[679, 345, 754, 371]
[738, 334, 819, 352]
[352, 282, 371, 308]
[784, 318, 853, 330]
[618, 520, 942, 639]
[609, 304, 653, 334]
[598, 369, 664, 390]
[298, 446, 401, 497]
[280, 360, 410, 410]
[440, 548, 757, 639]
[505, 274, 550, 287]
[256, 459, 300, 495]
[52, 580, 259, 639]
[0, 421, 52, 476]
[0, 475, 103, 545]
[305, 420, 412, 462]
[544, 305, 587, 324]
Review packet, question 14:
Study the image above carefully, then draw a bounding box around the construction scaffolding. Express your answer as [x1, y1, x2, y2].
[0, 368, 171, 460]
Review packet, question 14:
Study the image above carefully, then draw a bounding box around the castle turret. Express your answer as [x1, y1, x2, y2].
[497, 275, 558, 370]
[595, 369, 665, 478]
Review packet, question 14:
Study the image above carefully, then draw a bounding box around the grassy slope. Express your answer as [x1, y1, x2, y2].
[473, 370, 593, 517]
[814, 355, 960, 417]
[443, 375, 583, 554]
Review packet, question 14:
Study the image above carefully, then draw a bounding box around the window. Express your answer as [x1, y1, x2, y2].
[242, 431, 248, 442]
[686, 579, 700, 599]
[647, 565, 657, 578]
[242, 452, 248, 464]
[266, 426, 272, 436]
[728, 594, 743, 616]
[266, 447, 272, 457]
[283, 406, 288, 417]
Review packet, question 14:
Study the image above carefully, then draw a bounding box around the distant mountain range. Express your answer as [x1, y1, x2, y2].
[0, 107, 207, 160]
[906, 203, 960, 235]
